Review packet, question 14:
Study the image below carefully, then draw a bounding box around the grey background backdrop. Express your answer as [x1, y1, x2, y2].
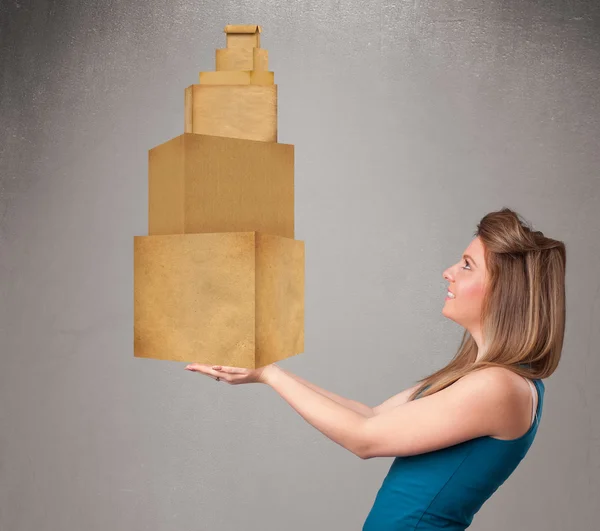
[1, 0, 598, 529]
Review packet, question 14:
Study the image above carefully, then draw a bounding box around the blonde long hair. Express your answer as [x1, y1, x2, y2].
[408, 207, 566, 402]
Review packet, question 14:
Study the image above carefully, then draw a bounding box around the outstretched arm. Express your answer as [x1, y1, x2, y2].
[264, 365, 368, 458]
[278, 367, 375, 418]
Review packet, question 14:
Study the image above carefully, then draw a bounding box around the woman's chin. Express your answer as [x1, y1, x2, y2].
[441, 304, 454, 318]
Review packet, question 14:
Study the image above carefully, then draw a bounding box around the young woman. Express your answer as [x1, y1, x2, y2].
[186, 207, 566, 531]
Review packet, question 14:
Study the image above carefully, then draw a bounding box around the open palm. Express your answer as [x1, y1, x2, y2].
[185, 363, 274, 385]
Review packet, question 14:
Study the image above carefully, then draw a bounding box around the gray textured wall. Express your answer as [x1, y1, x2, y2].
[1, 1, 599, 529]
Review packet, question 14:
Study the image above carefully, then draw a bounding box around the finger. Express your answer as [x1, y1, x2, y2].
[216, 367, 245, 374]
[186, 366, 223, 379]
[187, 363, 213, 372]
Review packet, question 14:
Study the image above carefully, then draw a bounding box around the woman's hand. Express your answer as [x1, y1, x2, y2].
[185, 363, 277, 385]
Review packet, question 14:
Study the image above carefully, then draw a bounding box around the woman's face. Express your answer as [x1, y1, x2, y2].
[442, 236, 488, 331]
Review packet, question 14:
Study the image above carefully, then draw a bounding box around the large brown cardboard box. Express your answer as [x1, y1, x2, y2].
[134, 232, 304, 367]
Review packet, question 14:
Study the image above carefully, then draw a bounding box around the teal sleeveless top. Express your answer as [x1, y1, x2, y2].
[362, 372, 545, 530]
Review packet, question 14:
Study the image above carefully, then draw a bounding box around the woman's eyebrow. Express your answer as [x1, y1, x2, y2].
[463, 254, 477, 267]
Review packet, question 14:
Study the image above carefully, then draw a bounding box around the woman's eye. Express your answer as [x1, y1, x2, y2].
[462, 260, 471, 270]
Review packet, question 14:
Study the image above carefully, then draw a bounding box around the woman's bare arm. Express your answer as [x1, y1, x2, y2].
[279, 368, 376, 418]
[279, 368, 421, 418]
[372, 383, 422, 416]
